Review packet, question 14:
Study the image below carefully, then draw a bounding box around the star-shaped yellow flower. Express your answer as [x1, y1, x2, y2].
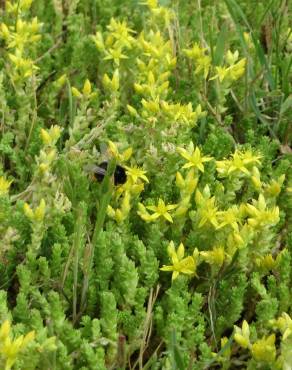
[217, 206, 241, 232]
[177, 145, 212, 172]
[103, 47, 128, 66]
[160, 241, 197, 280]
[210, 66, 230, 82]
[198, 197, 219, 228]
[124, 165, 149, 184]
[146, 198, 177, 223]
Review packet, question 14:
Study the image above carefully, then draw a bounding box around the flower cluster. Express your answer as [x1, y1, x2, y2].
[0, 1, 42, 83]
[0, 320, 35, 370]
[233, 316, 292, 366]
[106, 142, 148, 223]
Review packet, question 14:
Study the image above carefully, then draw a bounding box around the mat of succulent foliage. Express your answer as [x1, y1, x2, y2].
[0, 0, 291, 369]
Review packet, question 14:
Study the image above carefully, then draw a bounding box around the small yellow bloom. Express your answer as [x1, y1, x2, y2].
[265, 175, 285, 197]
[251, 334, 276, 363]
[196, 194, 219, 228]
[251, 166, 262, 189]
[146, 198, 177, 223]
[216, 149, 261, 178]
[103, 47, 128, 66]
[23, 203, 34, 219]
[270, 313, 292, 341]
[226, 50, 239, 65]
[183, 43, 206, 60]
[217, 206, 241, 232]
[127, 104, 138, 116]
[0, 176, 12, 196]
[160, 241, 197, 280]
[103, 69, 119, 92]
[40, 128, 51, 144]
[124, 166, 149, 184]
[0, 320, 11, 340]
[200, 246, 225, 267]
[256, 254, 277, 271]
[137, 202, 155, 222]
[71, 87, 82, 98]
[0, 320, 35, 370]
[23, 199, 46, 222]
[108, 141, 132, 163]
[177, 144, 212, 172]
[54, 74, 67, 88]
[245, 194, 280, 228]
[34, 199, 46, 222]
[40, 125, 61, 146]
[234, 320, 250, 349]
[210, 66, 230, 82]
[82, 79, 92, 96]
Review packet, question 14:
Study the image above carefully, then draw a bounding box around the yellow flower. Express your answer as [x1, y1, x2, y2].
[106, 18, 135, 49]
[82, 79, 92, 96]
[103, 47, 128, 66]
[0, 177, 12, 196]
[23, 199, 46, 222]
[143, 0, 158, 9]
[216, 149, 261, 177]
[228, 150, 260, 175]
[210, 58, 246, 82]
[0, 320, 35, 370]
[229, 58, 246, 81]
[176, 168, 198, 194]
[195, 190, 219, 228]
[265, 175, 285, 197]
[124, 166, 149, 184]
[146, 198, 178, 223]
[0, 320, 10, 341]
[127, 104, 138, 116]
[160, 241, 197, 280]
[217, 206, 241, 232]
[71, 86, 82, 98]
[107, 191, 131, 223]
[195, 55, 211, 79]
[177, 144, 212, 172]
[103, 69, 119, 92]
[210, 66, 230, 82]
[54, 74, 67, 88]
[34, 199, 46, 222]
[40, 125, 61, 146]
[251, 166, 262, 189]
[200, 246, 225, 267]
[256, 254, 277, 271]
[234, 320, 250, 349]
[251, 334, 276, 363]
[108, 141, 132, 163]
[183, 43, 206, 60]
[226, 50, 239, 65]
[72, 80, 96, 99]
[270, 313, 292, 341]
[245, 194, 280, 228]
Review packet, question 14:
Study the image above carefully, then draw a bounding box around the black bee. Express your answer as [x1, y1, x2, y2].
[87, 161, 127, 186]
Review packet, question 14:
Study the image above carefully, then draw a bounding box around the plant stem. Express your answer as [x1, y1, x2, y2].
[80, 159, 116, 312]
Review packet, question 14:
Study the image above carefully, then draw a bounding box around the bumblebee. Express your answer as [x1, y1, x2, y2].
[87, 161, 127, 186]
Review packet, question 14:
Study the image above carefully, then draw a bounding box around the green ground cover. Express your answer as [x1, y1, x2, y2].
[0, 0, 291, 368]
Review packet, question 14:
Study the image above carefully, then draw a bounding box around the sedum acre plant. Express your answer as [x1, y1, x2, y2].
[0, 0, 291, 369]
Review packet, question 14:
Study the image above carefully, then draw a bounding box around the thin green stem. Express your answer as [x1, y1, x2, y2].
[73, 204, 85, 323]
[80, 159, 116, 312]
